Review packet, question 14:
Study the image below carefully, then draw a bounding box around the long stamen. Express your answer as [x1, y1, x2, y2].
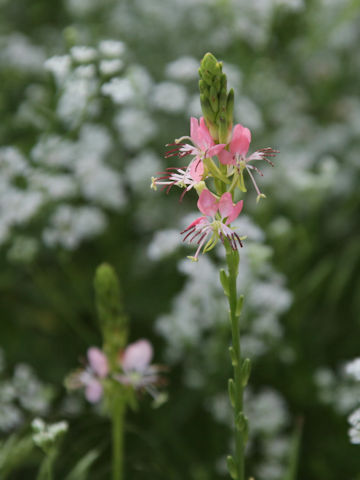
[246, 165, 262, 197]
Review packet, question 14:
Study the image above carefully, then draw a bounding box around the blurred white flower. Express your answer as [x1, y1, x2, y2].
[98, 40, 126, 58]
[151, 82, 188, 113]
[70, 46, 97, 63]
[43, 205, 107, 250]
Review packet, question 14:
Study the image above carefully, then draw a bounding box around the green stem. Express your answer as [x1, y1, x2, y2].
[112, 399, 126, 480]
[225, 243, 245, 480]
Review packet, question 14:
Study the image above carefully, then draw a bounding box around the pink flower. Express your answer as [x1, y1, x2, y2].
[165, 117, 226, 181]
[151, 160, 204, 200]
[181, 189, 244, 261]
[218, 124, 278, 201]
[66, 347, 109, 404]
[115, 340, 163, 395]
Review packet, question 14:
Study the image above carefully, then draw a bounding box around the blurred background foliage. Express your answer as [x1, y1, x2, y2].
[0, 0, 360, 478]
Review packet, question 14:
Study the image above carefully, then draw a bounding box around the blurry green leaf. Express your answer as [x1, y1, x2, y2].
[65, 449, 99, 480]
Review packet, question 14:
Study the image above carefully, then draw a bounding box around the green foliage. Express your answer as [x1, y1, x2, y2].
[0, 433, 35, 479]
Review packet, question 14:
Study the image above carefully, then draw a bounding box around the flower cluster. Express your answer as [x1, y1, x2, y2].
[66, 340, 164, 404]
[151, 52, 277, 262]
[152, 114, 277, 261]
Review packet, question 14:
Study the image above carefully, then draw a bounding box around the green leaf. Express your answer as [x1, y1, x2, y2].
[236, 295, 244, 316]
[240, 358, 251, 387]
[65, 450, 100, 480]
[219, 269, 230, 296]
[228, 346, 237, 366]
[283, 418, 303, 480]
[228, 378, 236, 408]
[226, 455, 238, 479]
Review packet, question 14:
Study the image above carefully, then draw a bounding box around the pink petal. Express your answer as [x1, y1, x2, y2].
[218, 192, 234, 219]
[207, 143, 226, 158]
[189, 158, 204, 182]
[230, 124, 251, 156]
[197, 189, 218, 217]
[226, 200, 244, 225]
[184, 216, 208, 230]
[85, 379, 103, 403]
[87, 347, 109, 378]
[198, 117, 214, 149]
[218, 149, 235, 165]
[122, 339, 153, 373]
[190, 117, 202, 147]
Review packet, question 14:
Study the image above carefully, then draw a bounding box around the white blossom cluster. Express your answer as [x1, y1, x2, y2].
[0, 349, 54, 432]
[32, 417, 68, 451]
[314, 357, 360, 445]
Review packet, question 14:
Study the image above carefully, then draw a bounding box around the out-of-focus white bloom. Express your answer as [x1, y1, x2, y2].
[75, 156, 125, 209]
[13, 364, 52, 414]
[43, 205, 107, 250]
[70, 46, 97, 63]
[57, 76, 98, 127]
[256, 462, 285, 480]
[102, 77, 135, 105]
[248, 389, 289, 434]
[74, 64, 96, 79]
[125, 150, 162, 193]
[98, 40, 126, 58]
[348, 408, 360, 444]
[31, 136, 77, 168]
[126, 65, 153, 97]
[0, 147, 28, 178]
[78, 123, 112, 158]
[187, 94, 202, 117]
[115, 109, 157, 149]
[29, 172, 77, 200]
[32, 418, 68, 450]
[147, 229, 181, 260]
[0, 404, 23, 431]
[0, 33, 46, 72]
[99, 59, 124, 76]
[151, 82, 188, 113]
[234, 96, 263, 131]
[345, 358, 360, 381]
[165, 56, 199, 82]
[44, 55, 71, 86]
[249, 280, 293, 314]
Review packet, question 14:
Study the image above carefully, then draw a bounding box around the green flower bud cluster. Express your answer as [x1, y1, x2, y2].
[94, 263, 128, 366]
[199, 52, 234, 144]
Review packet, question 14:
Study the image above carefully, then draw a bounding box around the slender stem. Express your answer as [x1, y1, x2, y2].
[112, 398, 126, 480]
[225, 243, 245, 480]
[47, 455, 54, 480]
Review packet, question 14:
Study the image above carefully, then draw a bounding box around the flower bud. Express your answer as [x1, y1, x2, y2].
[94, 263, 128, 364]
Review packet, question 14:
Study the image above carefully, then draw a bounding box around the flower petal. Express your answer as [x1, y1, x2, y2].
[197, 189, 218, 217]
[122, 339, 153, 373]
[218, 149, 235, 165]
[226, 200, 244, 225]
[230, 124, 251, 155]
[190, 117, 202, 147]
[207, 143, 226, 158]
[198, 117, 214, 149]
[218, 192, 234, 219]
[87, 347, 109, 378]
[189, 158, 204, 182]
[85, 379, 103, 403]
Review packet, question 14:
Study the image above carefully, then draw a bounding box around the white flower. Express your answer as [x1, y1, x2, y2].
[70, 46, 97, 63]
[98, 40, 126, 58]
